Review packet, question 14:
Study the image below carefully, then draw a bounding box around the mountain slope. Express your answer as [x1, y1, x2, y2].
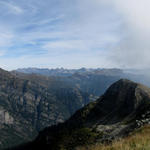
[78, 125, 150, 150]
[14, 79, 150, 150]
[0, 68, 92, 149]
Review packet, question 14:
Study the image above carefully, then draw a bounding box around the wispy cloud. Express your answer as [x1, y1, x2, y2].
[0, 1, 24, 15]
[0, 31, 14, 47]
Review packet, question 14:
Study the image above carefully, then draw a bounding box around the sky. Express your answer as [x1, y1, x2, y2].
[0, 0, 150, 70]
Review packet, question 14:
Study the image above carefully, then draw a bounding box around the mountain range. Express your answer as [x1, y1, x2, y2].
[14, 67, 150, 88]
[15, 68, 124, 77]
[0, 67, 149, 149]
[0, 67, 124, 149]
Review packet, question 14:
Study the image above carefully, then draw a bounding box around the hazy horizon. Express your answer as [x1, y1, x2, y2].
[9, 67, 150, 72]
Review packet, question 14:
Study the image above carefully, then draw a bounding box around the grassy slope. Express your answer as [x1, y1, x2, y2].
[77, 125, 150, 150]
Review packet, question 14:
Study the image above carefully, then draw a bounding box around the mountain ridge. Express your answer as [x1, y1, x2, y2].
[12, 79, 150, 150]
[14, 68, 123, 77]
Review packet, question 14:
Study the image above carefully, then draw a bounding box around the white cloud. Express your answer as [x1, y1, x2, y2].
[107, 0, 150, 69]
[0, 50, 6, 57]
[0, 29, 14, 47]
[8, 4, 23, 14]
[0, 50, 112, 70]
[43, 40, 88, 50]
[0, 1, 24, 15]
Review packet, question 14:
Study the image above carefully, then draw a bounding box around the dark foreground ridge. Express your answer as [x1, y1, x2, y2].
[10, 79, 150, 150]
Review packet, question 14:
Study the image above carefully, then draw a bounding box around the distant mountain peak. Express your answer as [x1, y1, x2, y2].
[14, 67, 124, 77]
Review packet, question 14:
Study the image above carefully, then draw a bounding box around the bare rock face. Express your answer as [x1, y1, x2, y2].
[0, 107, 14, 125]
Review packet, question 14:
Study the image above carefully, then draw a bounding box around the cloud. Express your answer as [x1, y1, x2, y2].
[0, 0, 149, 70]
[0, 0, 120, 69]
[0, 50, 6, 57]
[0, 31, 14, 47]
[0, 50, 112, 70]
[106, 0, 150, 69]
[8, 3, 23, 14]
[42, 40, 89, 51]
[0, 1, 24, 15]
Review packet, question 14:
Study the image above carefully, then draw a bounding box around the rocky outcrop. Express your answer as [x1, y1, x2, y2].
[0, 107, 14, 125]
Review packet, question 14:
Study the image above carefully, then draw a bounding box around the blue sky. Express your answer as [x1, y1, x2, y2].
[0, 0, 150, 70]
